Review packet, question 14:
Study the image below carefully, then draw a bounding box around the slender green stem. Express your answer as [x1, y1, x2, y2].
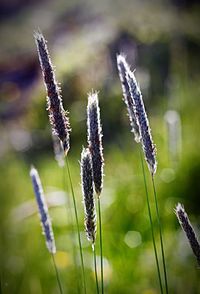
[151, 175, 168, 294]
[62, 164, 81, 294]
[92, 244, 100, 294]
[97, 197, 104, 294]
[52, 253, 63, 294]
[139, 151, 163, 294]
[65, 157, 87, 294]
[0, 273, 2, 294]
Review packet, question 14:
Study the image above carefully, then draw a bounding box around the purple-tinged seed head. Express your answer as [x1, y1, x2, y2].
[175, 203, 200, 266]
[34, 31, 71, 155]
[80, 148, 96, 244]
[117, 54, 141, 143]
[126, 66, 157, 175]
[30, 166, 56, 254]
[87, 91, 104, 197]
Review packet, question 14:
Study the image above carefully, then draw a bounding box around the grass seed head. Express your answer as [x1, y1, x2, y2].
[30, 166, 56, 254]
[34, 31, 71, 155]
[175, 203, 200, 266]
[117, 54, 140, 143]
[80, 148, 96, 244]
[126, 67, 157, 175]
[87, 91, 104, 196]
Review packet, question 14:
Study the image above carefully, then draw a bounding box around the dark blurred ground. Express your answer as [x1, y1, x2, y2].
[1, 0, 200, 293]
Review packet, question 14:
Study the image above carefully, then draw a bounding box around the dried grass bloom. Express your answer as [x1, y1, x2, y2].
[34, 31, 71, 155]
[87, 91, 104, 196]
[117, 54, 140, 143]
[175, 203, 200, 266]
[30, 166, 56, 254]
[80, 148, 96, 244]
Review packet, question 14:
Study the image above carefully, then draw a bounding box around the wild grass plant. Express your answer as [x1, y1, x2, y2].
[80, 148, 99, 294]
[34, 31, 86, 293]
[86, 92, 104, 294]
[1, 30, 199, 294]
[117, 54, 168, 293]
[30, 166, 63, 294]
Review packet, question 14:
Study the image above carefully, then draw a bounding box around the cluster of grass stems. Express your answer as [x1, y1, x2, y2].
[26, 31, 200, 294]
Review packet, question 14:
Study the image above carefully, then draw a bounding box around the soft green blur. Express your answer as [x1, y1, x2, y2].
[1, 0, 200, 293]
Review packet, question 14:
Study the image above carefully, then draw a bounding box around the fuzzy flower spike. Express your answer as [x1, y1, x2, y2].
[124, 58, 157, 175]
[87, 91, 104, 196]
[117, 54, 140, 143]
[81, 148, 96, 244]
[175, 203, 200, 266]
[30, 166, 56, 254]
[34, 31, 71, 155]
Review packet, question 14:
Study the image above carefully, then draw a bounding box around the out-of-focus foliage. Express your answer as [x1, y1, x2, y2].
[1, 0, 200, 293]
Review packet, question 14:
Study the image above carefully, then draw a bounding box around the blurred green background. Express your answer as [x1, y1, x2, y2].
[1, 0, 200, 293]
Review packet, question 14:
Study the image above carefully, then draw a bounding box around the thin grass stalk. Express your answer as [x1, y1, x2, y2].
[62, 164, 81, 293]
[53, 135, 80, 291]
[62, 164, 76, 259]
[65, 157, 87, 294]
[53, 138, 79, 275]
[0, 272, 2, 294]
[97, 197, 104, 294]
[52, 253, 63, 294]
[139, 150, 163, 294]
[151, 176, 168, 294]
[92, 244, 100, 294]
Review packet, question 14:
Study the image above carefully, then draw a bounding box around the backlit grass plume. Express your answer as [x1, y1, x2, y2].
[117, 54, 140, 143]
[87, 91, 104, 196]
[34, 31, 71, 155]
[118, 55, 167, 293]
[30, 166, 56, 254]
[127, 68, 157, 175]
[87, 91, 104, 293]
[175, 203, 200, 266]
[81, 148, 96, 244]
[118, 55, 157, 175]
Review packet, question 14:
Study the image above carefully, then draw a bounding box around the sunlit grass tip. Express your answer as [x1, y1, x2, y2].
[175, 203, 200, 266]
[121, 56, 157, 175]
[34, 30, 71, 155]
[117, 54, 140, 143]
[87, 91, 104, 197]
[30, 166, 56, 254]
[80, 147, 97, 244]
